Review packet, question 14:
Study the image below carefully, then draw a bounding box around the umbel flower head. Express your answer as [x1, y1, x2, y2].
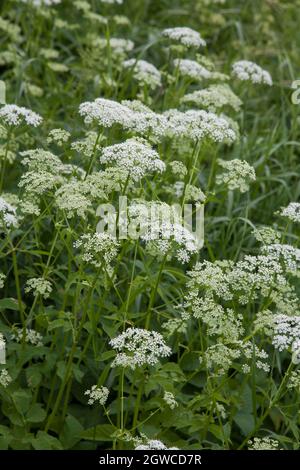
[123, 59, 162, 89]
[280, 202, 300, 223]
[182, 84, 242, 113]
[0, 104, 42, 127]
[74, 232, 119, 268]
[0, 369, 12, 388]
[84, 385, 109, 405]
[135, 439, 178, 450]
[162, 27, 206, 48]
[216, 158, 256, 192]
[11, 327, 43, 346]
[163, 109, 237, 143]
[231, 60, 273, 86]
[79, 98, 136, 129]
[25, 277, 52, 299]
[100, 138, 165, 181]
[0, 196, 18, 231]
[110, 327, 171, 369]
[173, 59, 211, 81]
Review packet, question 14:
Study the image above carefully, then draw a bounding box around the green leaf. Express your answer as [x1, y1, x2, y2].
[0, 298, 25, 311]
[81, 424, 115, 442]
[31, 431, 63, 450]
[233, 411, 255, 436]
[26, 404, 46, 423]
[60, 415, 84, 449]
[12, 390, 32, 415]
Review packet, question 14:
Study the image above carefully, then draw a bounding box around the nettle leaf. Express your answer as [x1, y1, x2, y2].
[60, 415, 84, 449]
[81, 424, 116, 442]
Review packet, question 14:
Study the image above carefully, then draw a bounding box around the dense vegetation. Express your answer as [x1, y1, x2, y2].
[0, 0, 300, 451]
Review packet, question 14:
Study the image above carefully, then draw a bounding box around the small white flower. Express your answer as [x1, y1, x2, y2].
[163, 391, 178, 409]
[173, 59, 211, 81]
[110, 327, 171, 369]
[11, 327, 43, 346]
[123, 59, 161, 89]
[135, 439, 178, 450]
[25, 277, 52, 299]
[248, 437, 280, 450]
[280, 202, 300, 223]
[100, 138, 165, 181]
[0, 369, 12, 388]
[0, 196, 18, 231]
[216, 159, 256, 193]
[84, 385, 109, 405]
[162, 27, 206, 48]
[232, 60, 272, 86]
[0, 104, 42, 127]
[74, 232, 119, 268]
[182, 84, 242, 112]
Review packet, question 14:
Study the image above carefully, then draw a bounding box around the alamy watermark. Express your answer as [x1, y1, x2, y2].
[291, 80, 300, 105]
[96, 196, 204, 249]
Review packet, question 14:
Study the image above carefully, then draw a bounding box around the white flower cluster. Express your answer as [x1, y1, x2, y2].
[100, 138, 165, 181]
[94, 38, 134, 56]
[79, 98, 136, 129]
[71, 131, 103, 158]
[232, 60, 273, 86]
[187, 255, 287, 307]
[20, 149, 64, 173]
[163, 391, 178, 409]
[84, 385, 109, 405]
[110, 327, 171, 369]
[11, 328, 43, 346]
[0, 104, 42, 127]
[47, 128, 71, 146]
[121, 100, 169, 140]
[252, 226, 281, 245]
[182, 84, 242, 112]
[135, 440, 178, 450]
[0, 196, 18, 230]
[216, 158, 256, 192]
[287, 370, 300, 391]
[79, 98, 236, 144]
[169, 161, 187, 178]
[248, 437, 280, 450]
[280, 202, 300, 223]
[74, 232, 119, 268]
[203, 340, 269, 376]
[162, 27, 206, 48]
[173, 59, 211, 81]
[263, 243, 300, 273]
[25, 277, 52, 299]
[173, 182, 206, 202]
[272, 315, 300, 355]
[129, 200, 199, 263]
[123, 59, 162, 89]
[0, 369, 12, 388]
[163, 109, 236, 143]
